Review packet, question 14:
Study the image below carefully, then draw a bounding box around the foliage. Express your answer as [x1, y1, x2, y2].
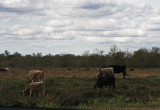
[0, 46, 160, 69]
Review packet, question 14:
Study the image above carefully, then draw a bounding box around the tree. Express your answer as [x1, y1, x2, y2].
[132, 48, 149, 68]
[4, 50, 10, 57]
[108, 45, 119, 56]
[82, 50, 90, 56]
[108, 45, 126, 65]
[148, 47, 160, 68]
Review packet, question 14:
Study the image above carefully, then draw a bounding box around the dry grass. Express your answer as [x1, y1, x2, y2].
[128, 68, 160, 77]
[44, 68, 97, 78]
[1, 67, 160, 78]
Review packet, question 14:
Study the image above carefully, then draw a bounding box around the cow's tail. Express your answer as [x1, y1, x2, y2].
[126, 65, 127, 75]
[43, 71, 46, 83]
[125, 65, 127, 78]
[94, 83, 97, 90]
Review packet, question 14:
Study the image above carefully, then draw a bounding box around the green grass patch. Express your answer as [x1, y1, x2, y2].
[1, 75, 160, 109]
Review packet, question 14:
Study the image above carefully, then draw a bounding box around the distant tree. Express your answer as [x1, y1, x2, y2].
[13, 52, 21, 57]
[4, 50, 10, 57]
[0, 53, 6, 67]
[148, 47, 160, 68]
[132, 48, 149, 68]
[60, 54, 76, 68]
[108, 45, 119, 56]
[1, 46, 160, 69]
[82, 50, 90, 56]
[108, 45, 126, 65]
[10, 52, 22, 68]
[124, 50, 133, 67]
[93, 48, 105, 56]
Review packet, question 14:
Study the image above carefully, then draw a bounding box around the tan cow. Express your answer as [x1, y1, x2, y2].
[94, 67, 115, 89]
[23, 81, 45, 97]
[26, 70, 45, 83]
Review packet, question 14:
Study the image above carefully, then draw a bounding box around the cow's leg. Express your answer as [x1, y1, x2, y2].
[94, 83, 97, 90]
[33, 90, 36, 96]
[42, 89, 45, 96]
[23, 90, 25, 96]
[109, 85, 111, 90]
[112, 83, 115, 89]
[29, 90, 32, 97]
[123, 72, 126, 78]
[38, 91, 41, 97]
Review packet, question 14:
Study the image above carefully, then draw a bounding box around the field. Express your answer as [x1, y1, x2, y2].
[1, 68, 160, 110]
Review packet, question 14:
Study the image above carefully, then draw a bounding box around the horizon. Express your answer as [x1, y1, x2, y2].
[1, 45, 159, 56]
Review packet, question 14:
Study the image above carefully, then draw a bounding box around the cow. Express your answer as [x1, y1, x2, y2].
[96, 67, 113, 79]
[0, 68, 9, 72]
[105, 65, 127, 78]
[67, 67, 72, 71]
[129, 68, 134, 72]
[26, 70, 45, 83]
[23, 81, 45, 97]
[94, 68, 115, 90]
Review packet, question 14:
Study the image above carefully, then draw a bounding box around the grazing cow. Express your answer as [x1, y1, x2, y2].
[26, 70, 44, 83]
[67, 67, 72, 71]
[129, 68, 134, 72]
[94, 68, 115, 89]
[96, 67, 113, 79]
[105, 65, 127, 78]
[23, 81, 45, 97]
[0, 68, 9, 72]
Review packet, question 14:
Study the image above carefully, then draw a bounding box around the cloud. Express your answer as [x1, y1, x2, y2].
[0, 0, 44, 14]
[46, 20, 73, 27]
[0, 0, 160, 54]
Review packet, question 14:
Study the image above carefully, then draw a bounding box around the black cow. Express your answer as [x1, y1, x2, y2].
[104, 65, 127, 78]
[129, 68, 134, 72]
[94, 68, 115, 89]
[0, 68, 9, 72]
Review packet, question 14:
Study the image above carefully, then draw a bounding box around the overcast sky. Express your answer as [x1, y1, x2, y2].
[0, 0, 160, 55]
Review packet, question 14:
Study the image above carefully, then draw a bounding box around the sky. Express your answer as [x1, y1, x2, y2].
[0, 0, 160, 55]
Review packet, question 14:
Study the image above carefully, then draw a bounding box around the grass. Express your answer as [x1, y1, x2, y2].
[1, 68, 160, 109]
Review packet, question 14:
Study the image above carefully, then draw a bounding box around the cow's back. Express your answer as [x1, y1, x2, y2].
[28, 70, 44, 81]
[97, 67, 114, 78]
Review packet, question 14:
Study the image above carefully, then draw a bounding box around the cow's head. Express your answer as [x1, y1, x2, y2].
[98, 68, 101, 71]
[22, 90, 25, 96]
[26, 77, 32, 83]
[96, 68, 103, 79]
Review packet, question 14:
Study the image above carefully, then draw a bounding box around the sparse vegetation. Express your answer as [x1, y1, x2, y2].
[1, 68, 160, 109]
[0, 46, 160, 69]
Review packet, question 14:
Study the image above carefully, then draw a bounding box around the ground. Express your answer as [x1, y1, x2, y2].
[0, 68, 160, 109]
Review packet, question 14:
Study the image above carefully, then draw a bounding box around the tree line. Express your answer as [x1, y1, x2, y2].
[0, 45, 160, 69]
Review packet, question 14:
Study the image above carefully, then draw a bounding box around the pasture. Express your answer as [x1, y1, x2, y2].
[1, 68, 160, 109]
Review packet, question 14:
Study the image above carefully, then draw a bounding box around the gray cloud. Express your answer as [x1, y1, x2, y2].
[0, 2, 44, 15]
[0, 0, 160, 55]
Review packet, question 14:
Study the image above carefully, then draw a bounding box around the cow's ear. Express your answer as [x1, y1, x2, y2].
[26, 77, 30, 81]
